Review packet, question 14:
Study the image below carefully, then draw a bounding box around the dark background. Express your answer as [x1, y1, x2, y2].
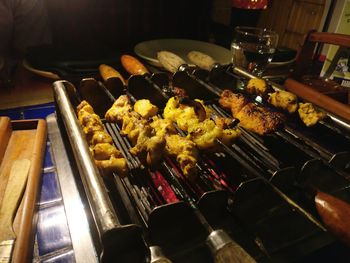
[45, 0, 262, 51]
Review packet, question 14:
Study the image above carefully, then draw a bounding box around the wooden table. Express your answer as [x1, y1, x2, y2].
[0, 64, 54, 110]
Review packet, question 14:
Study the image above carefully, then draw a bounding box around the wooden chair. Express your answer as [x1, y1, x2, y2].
[292, 30, 350, 80]
[284, 30, 350, 122]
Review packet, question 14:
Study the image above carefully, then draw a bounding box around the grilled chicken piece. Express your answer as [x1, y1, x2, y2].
[220, 90, 283, 135]
[188, 119, 240, 150]
[268, 90, 298, 113]
[165, 134, 198, 180]
[76, 100, 128, 176]
[130, 134, 166, 167]
[105, 95, 199, 178]
[235, 103, 282, 135]
[78, 109, 104, 140]
[134, 99, 159, 118]
[105, 95, 132, 122]
[121, 113, 148, 145]
[219, 90, 249, 116]
[164, 96, 200, 131]
[95, 155, 128, 177]
[246, 78, 268, 96]
[164, 96, 240, 148]
[150, 116, 177, 136]
[91, 131, 113, 145]
[77, 100, 94, 114]
[298, 102, 326, 127]
[92, 143, 122, 160]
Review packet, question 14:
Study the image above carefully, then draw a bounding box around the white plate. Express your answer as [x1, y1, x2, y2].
[22, 59, 60, 80]
[134, 39, 231, 67]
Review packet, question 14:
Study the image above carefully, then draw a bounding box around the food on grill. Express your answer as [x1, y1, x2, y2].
[105, 96, 199, 178]
[92, 142, 121, 160]
[157, 51, 186, 73]
[150, 116, 177, 136]
[268, 90, 298, 114]
[99, 64, 126, 85]
[246, 78, 268, 96]
[187, 51, 216, 71]
[134, 99, 159, 118]
[164, 97, 212, 131]
[219, 89, 283, 135]
[219, 91, 249, 116]
[165, 134, 198, 180]
[95, 155, 128, 173]
[105, 95, 132, 123]
[236, 103, 282, 136]
[178, 97, 207, 122]
[91, 131, 113, 145]
[129, 127, 166, 167]
[298, 102, 326, 127]
[164, 96, 240, 150]
[121, 54, 149, 75]
[76, 100, 128, 176]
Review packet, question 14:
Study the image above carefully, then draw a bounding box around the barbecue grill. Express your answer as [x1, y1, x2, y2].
[50, 64, 350, 263]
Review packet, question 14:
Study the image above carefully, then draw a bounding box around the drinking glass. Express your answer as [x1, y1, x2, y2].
[231, 26, 278, 76]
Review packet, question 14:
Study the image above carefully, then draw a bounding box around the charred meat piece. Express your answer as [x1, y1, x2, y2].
[298, 102, 326, 127]
[268, 90, 298, 114]
[219, 90, 283, 135]
[219, 90, 250, 116]
[236, 103, 283, 135]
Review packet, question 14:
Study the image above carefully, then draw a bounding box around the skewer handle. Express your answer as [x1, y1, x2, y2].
[284, 78, 350, 122]
[315, 190, 350, 247]
[149, 246, 173, 263]
[207, 230, 256, 263]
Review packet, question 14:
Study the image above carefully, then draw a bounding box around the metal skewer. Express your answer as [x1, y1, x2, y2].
[99, 66, 257, 262]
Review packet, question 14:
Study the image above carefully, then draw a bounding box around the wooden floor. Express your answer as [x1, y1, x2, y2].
[0, 65, 54, 110]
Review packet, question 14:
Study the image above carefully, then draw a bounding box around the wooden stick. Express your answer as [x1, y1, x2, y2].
[284, 78, 350, 122]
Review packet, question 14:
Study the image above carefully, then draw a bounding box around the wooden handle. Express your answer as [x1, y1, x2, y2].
[121, 55, 149, 76]
[207, 230, 256, 263]
[0, 159, 31, 241]
[284, 78, 350, 121]
[315, 191, 350, 247]
[99, 64, 126, 85]
[149, 246, 172, 263]
[214, 242, 256, 263]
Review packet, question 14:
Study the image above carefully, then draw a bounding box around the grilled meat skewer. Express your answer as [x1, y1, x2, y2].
[219, 90, 283, 135]
[109, 58, 258, 263]
[77, 100, 128, 176]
